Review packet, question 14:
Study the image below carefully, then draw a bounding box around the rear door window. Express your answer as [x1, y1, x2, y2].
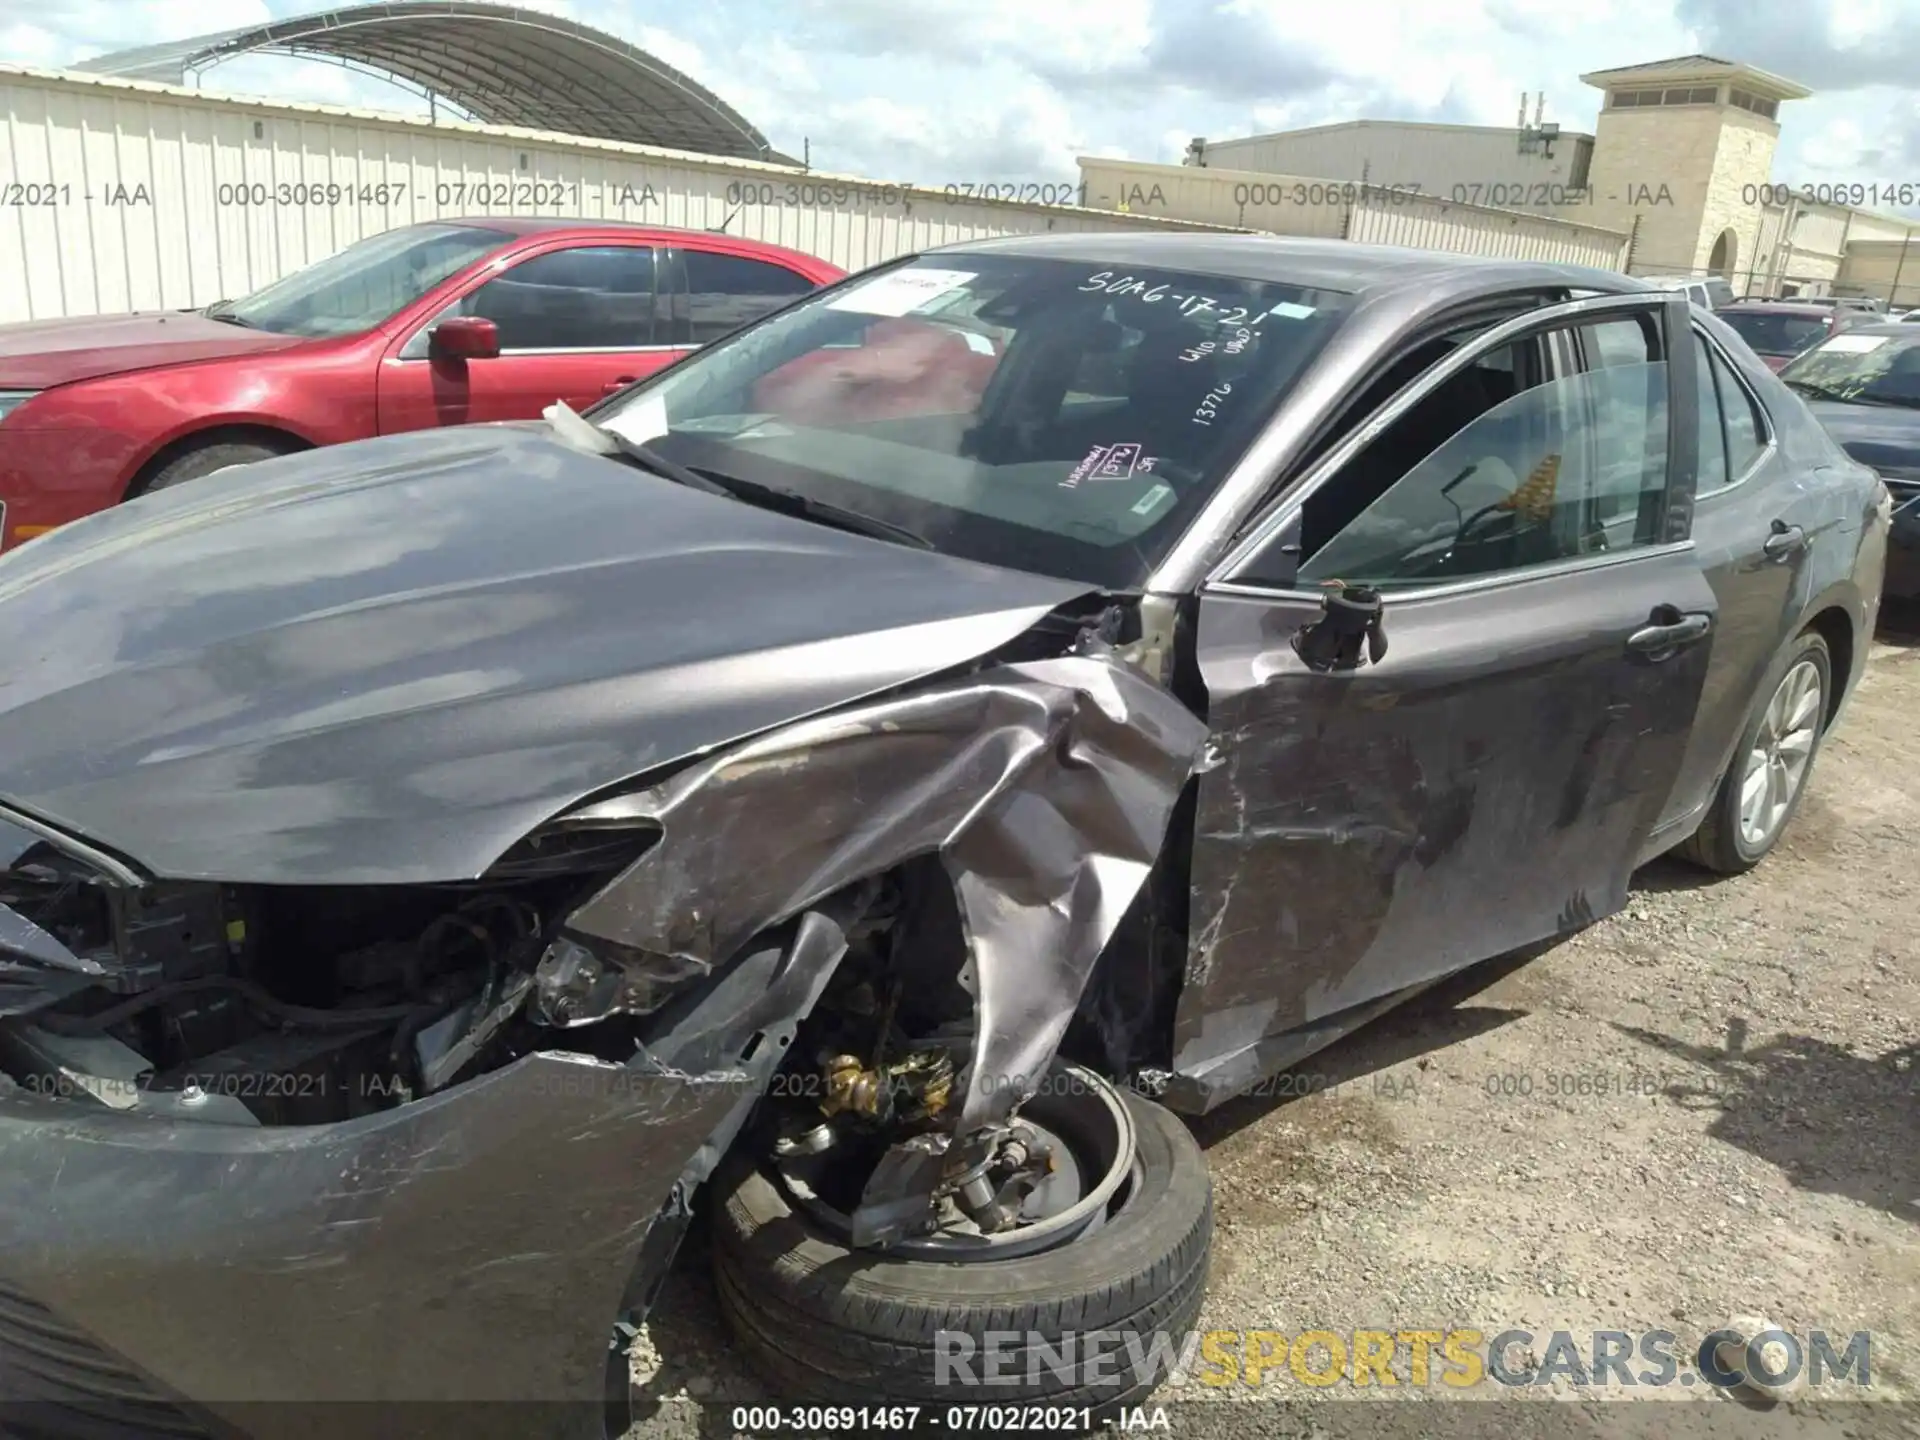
[1693, 331, 1730, 494]
[678, 250, 817, 345]
[1706, 342, 1767, 477]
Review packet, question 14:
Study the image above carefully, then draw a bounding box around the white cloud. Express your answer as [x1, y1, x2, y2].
[626, 23, 709, 79]
[1794, 115, 1876, 172]
[1826, 0, 1897, 47]
[804, 0, 1155, 73]
[1, 23, 66, 67]
[18, 0, 271, 58]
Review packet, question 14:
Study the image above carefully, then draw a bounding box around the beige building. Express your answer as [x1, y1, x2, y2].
[1572, 56, 1806, 281]
[1085, 53, 1920, 304]
[1184, 116, 1594, 213]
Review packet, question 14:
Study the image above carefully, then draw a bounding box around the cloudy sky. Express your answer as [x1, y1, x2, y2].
[4, 0, 1918, 194]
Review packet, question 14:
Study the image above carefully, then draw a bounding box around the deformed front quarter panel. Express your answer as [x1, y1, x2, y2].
[563, 651, 1209, 1128]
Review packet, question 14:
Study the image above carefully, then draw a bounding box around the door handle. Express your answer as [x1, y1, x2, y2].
[1762, 519, 1806, 560]
[1627, 608, 1713, 659]
[602, 376, 639, 394]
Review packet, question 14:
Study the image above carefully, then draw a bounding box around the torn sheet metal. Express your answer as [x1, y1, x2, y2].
[562, 654, 1208, 1131]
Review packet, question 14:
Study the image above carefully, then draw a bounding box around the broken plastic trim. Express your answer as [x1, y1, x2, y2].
[555, 654, 1208, 1132]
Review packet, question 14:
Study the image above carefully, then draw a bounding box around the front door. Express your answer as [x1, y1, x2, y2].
[377, 243, 682, 432]
[1170, 293, 1717, 1107]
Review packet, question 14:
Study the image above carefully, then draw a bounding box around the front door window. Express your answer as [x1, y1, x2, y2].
[1296, 317, 1670, 587]
[448, 246, 659, 350]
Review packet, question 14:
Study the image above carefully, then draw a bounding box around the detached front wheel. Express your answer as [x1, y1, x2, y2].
[711, 1067, 1211, 1412]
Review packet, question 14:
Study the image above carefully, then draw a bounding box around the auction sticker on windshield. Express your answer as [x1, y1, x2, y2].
[601, 391, 668, 444]
[1131, 483, 1176, 517]
[827, 268, 978, 317]
[1819, 334, 1892, 353]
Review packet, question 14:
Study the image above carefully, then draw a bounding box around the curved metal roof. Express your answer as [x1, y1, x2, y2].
[73, 1, 791, 162]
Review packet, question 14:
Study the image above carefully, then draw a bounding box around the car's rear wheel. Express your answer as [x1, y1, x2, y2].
[1677, 628, 1831, 874]
[135, 438, 289, 496]
[710, 1069, 1211, 1413]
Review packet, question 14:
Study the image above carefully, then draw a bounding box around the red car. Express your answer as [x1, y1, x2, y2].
[0, 219, 843, 550]
[1716, 300, 1865, 372]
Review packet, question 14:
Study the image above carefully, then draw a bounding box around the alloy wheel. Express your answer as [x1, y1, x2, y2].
[1737, 657, 1823, 850]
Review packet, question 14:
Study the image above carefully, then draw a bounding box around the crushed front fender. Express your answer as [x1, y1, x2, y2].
[558, 652, 1208, 1131]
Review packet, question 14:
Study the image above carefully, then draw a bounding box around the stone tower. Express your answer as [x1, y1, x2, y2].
[1571, 56, 1810, 285]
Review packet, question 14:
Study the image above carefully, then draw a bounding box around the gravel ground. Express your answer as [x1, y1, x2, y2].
[623, 609, 1919, 1438]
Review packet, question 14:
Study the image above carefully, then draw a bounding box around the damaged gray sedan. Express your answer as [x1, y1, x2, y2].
[0, 234, 1889, 1440]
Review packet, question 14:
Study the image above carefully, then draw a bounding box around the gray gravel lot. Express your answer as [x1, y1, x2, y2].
[622, 613, 1919, 1437]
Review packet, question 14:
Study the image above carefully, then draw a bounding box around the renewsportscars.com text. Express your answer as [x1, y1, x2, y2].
[932, 1327, 1872, 1391]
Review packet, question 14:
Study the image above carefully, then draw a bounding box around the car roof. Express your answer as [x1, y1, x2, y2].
[418, 216, 837, 269]
[1724, 301, 1839, 315]
[927, 232, 1646, 298]
[434, 215, 679, 237]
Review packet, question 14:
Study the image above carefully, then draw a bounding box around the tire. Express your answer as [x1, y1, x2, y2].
[136, 439, 287, 496]
[1676, 628, 1831, 875]
[711, 1087, 1212, 1413]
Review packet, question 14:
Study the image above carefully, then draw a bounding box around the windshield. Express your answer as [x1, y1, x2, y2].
[218, 224, 509, 338]
[1779, 331, 1920, 406]
[1719, 310, 1828, 357]
[590, 253, 1352, 587]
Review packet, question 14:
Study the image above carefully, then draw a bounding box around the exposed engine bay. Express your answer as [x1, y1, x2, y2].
[0, 842, 1111, 1245]
[0, 827, 666, 1127]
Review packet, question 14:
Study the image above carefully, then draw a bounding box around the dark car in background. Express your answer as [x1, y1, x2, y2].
[0, 220, 843, 551]
[0, 237, 1888, 1440]
[1718, 300, 1865, 371]
[1780, 323, 1920, 598]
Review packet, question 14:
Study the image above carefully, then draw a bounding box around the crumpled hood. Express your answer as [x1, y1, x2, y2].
[0, 424, 1090, 884]
[0, 311, 309, 389]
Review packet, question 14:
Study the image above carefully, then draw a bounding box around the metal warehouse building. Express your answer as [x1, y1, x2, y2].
[0, 3, 1239, 323]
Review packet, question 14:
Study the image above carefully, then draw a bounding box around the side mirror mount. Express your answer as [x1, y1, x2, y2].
[430, 316, 500, 361]
[1292, 580, 1388, 672]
